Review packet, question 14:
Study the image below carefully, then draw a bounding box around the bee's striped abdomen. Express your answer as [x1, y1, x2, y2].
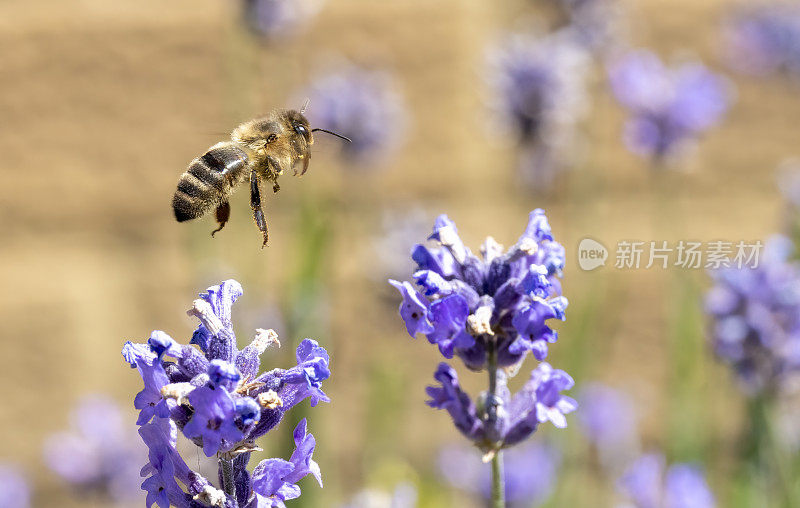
[172, 143, 249, 222]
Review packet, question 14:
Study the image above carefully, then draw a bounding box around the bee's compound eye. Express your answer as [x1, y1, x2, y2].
[294, 124, 309, 138]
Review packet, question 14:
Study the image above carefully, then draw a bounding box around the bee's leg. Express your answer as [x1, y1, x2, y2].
[265, 156, 281, 193]
[211, 201, 231, 237]
[250, 167, 268, 248]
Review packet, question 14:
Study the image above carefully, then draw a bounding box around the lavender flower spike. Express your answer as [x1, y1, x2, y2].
[390, 209, 568, 370]
[300, 61, 407, 165]
[706, 236, 800, 396]
[0, 464, 30, 508]
[122, 280, 330, 507]
[608, 49, 732, 163]
[723, 3, 800, 78]
[242, 0, 324, 39]
[439, 441, 560, 506]
[486, 30, 590, 191]
[43, 396, 145, 503]
[391, 210, 575, 461]
[576, 383, 639, 470]
[618, 454, 715, 508]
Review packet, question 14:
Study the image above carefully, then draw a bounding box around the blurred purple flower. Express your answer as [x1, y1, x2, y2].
[706, 236, 800, 396]
[608, 50, 732, 163]
[43, 396, 145, 503]
[0, 464, 30, 508]
[438, 441, 560, 506]
[618, 454, 715, 508]
[338, 483, 417, 508]
[301, 62, 407, 165]
[723, 2, 800, 78]
[242, 0, 324, 39]
[122, 280, 331, 507]
[556, 0, 628, 54]
[577, 383, 639, 468]
[487, 31, 590, 191]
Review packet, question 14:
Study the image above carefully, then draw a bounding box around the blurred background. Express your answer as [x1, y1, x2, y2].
[1, 0, 799, 506]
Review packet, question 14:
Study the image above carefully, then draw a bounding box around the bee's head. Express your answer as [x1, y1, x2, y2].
[288, 101, 352, 146]
[283, 109, 314, 146]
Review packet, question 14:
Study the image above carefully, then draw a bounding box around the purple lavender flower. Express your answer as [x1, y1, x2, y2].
[390, 211, 575, 453]
[608, 50, 732, 163]
[577, 383, 639, 469]
[122, 280, 331, 507]
[487, 31, 590, 191]
[438, 441, 560, 506]
[706, 236, 800, 396]
[391, 210, 567, 368]
[138, 420, 195, 508]
[242, 0, 324, 39]
[43, 396, 145, 502]
[183, 386, 244, 457]
[0, 465, 30, 508]
[250, 420, 321, 508]
[300, 62, 407, 165]
[618, 454, 715, 508]
[723, 3, 800, 78]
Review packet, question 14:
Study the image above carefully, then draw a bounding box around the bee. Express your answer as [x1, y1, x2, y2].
[172, 106, 349, 247]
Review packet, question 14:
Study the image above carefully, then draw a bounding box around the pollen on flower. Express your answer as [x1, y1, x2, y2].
[258, 390, 283, 409]
[517, 237, 539, 256]
[187, 299, 223, 336]
[437, 225, 467, 262]
[160, 382, 194, 405]
[253, 328, 281, 350]
[480, 236, 505, 262]
[236, 377, 266, 396]
[467, 306, 495, 336]
[193, 484, 228, 507]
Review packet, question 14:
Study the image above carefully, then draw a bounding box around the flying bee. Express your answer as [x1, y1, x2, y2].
[172, 106, 349, 247]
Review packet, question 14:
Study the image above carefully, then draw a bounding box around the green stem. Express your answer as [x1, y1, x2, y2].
[220, 457, 235, 497]
[748, 394, 794, 507]
[487, 345, 505, 508]
[491, 450, 505, 508]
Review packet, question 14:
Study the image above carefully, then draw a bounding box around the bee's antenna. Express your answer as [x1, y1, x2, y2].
[300, 98, 310, 114]
[311, 128, 352, 143]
